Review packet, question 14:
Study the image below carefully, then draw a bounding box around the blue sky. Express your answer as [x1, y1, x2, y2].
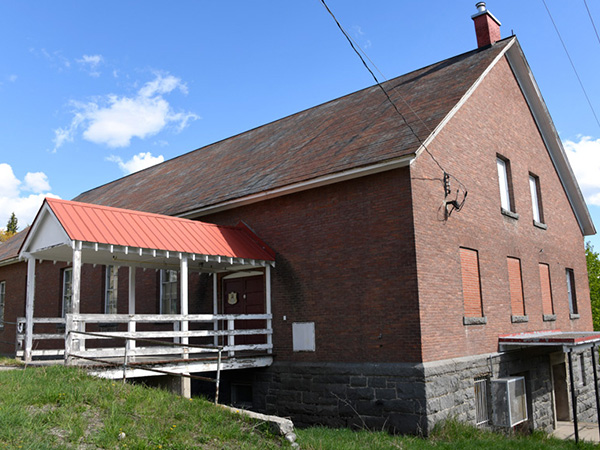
[1, 1, 600, 248]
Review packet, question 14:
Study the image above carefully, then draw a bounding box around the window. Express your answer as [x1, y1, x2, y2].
[507, 257, 526, 320]
[160, 270, 178, 314]
[105, 265, 118, 315]
[529, 174, 544, 225]
[62, 268, 73, 317]
[474, 376, 490, 425]
[497, 156, 516, 215]
[539, 263, 555, 319]
[0, 281, 5, 329]
[566, 268, 578, 317]
[460, 248, 486, 324]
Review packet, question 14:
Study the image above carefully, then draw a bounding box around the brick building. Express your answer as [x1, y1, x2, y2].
[0, 3, 598, 436]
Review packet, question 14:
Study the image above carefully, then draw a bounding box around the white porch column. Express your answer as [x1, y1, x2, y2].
[180, 256, 189, 351]
[128, 266, 136, 353]
[213, 273, 218, 347]
[24, 256, 36, 362]
[72, 241, 82, 314]
[179, 255, 191, 399]
[266, 264, 272, 354]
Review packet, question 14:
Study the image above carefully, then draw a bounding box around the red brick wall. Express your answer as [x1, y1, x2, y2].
[412, 56, 592, 362]
[202, 168, 422, 363]
[0, 261, 27, 356]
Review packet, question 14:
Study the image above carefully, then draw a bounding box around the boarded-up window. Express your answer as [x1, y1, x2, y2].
[539, 263, 554, 315]
[507, 257, 525, 316]
[460, 248, 483, 317]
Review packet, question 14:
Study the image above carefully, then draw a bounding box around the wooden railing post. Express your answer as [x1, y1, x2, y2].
[228, 319, 235, 357]
[65, 313, 73, 365]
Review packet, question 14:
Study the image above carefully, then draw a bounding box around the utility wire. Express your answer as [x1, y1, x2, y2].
[542, 0, 600, 130]
[317, 0, 467, 215]
[317, 0, 446, 174]
[583, 0, 600, 47]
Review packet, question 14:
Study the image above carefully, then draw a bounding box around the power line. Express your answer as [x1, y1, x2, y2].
[583, 0, 600, 47]
[317, 0, 467, 216]
[317, 1, 462, 179]
[542, 0, 600, 130]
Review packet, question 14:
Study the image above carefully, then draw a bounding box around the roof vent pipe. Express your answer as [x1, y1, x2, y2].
[471, 2, 501, 48]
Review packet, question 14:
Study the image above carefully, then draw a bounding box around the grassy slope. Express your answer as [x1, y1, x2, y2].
[0, 365, 596, 449]
[0, 365, 287, 449]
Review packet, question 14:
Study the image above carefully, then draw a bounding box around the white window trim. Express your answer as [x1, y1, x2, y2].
[105, 265, 118, 315]
[497, 157, 511, 212]
[62, 268, 73, 317]
[566, 268, 578, 315]
[529, 174, 542, 223]
[160, 269, 178, 314]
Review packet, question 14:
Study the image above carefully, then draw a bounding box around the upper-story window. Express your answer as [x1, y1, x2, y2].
[160, 270, 178, 314]
[566, 268, 578, 318]
[529, 174, 545, 227]
[497, 156, 517, 217]
[62, 268, 73, 317]
[105, 265, 118, 315]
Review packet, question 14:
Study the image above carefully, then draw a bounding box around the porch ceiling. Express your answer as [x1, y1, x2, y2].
[19, 198, 275, 272]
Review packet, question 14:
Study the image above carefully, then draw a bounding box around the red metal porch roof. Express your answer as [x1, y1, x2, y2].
[43, 198, 275, 261]
[499, 330, 600, 348]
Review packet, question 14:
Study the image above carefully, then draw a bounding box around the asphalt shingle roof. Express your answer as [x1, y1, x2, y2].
[74, 39, 512, 217]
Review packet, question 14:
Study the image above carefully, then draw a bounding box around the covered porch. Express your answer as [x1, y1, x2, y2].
[499, 330, 600, 443]
[17, 198, 276, 382]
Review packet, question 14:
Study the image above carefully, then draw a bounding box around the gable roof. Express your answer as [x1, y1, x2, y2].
[0, 230, 26, 266]
[74, 39, 514, 218]
[19, 198, 275, 266]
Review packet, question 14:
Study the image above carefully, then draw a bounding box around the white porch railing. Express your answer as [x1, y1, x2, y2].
[16, 313, 273, 363]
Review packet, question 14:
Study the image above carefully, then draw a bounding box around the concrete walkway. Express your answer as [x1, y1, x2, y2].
[553, 421, 600, 443]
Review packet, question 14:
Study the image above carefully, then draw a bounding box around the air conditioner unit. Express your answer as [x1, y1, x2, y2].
[491, 376, 528, 427]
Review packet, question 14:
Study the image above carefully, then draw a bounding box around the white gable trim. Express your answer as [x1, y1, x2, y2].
[504, 40, 595, 236]
[19, 201, 72, 258]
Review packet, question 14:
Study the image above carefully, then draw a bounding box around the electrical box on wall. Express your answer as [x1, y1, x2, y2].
[491, 376, 528, 427]
[292, 322, 315, 352]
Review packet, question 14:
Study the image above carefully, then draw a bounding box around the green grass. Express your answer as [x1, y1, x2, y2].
[296, 419, 599, 450]
[0, 365, 596, 449]
[0, 365, 288, 449]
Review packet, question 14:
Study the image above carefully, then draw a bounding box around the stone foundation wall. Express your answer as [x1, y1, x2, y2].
[218, 348, 599, 435]
[240, 362, 427, 435]
[568, 349, 599, 423]
[423, 349, 555, 434]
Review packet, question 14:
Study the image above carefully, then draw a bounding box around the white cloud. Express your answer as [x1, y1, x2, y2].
[23, 172, 51, 193]
[77, 54, 103, 77]
[352, 25, 372, 49]
[563, 136, 600, 206]
[53, 73, 199, 150]
[7, 74, 17, 82]
[0, 163, 60, 229]
[107, 152, 165, 174]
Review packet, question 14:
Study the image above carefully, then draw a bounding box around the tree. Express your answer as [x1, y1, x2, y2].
[6, 212, 17, 234]
[586, 242, 600, 331]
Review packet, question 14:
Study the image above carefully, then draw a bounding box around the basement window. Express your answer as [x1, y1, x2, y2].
[474, 376, 490, 425]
